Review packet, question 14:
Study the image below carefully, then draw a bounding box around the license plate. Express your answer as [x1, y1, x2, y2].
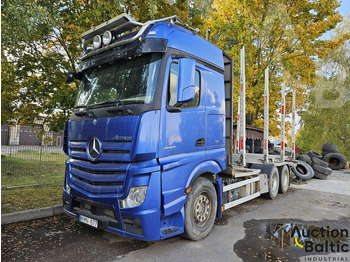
[79, 215, 98, 228]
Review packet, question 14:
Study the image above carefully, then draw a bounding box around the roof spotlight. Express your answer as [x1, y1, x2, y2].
[102, 31, 112, 45]
[93, 35, 102, 49]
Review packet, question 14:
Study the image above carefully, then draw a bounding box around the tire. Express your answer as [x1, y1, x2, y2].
[278, 165, 289, 194]
[307, 150, 322, 160]
[183, 177, 217, 240]
[322, 150, 337, 158]
[262, 167, 279, 199]
[321, 143, 337, 152]
[323, 153, 347, 170]
[314, 171, 328, 180]
[311, 163, 332, 175]
[297, 155, 312, 165]
[311, 157, 329, 167]
[291, 160, 314, 180]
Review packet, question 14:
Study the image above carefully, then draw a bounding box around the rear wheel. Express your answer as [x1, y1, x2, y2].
[278, 165, 289, 194]
[183, 177, 217, 240]
[262, 167, 279, 199]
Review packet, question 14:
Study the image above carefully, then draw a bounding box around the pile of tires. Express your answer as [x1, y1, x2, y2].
[307, 150, 333, 180]
[321, 144, 347, 170]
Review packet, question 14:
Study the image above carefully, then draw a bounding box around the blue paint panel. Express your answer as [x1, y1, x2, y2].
[184, 160, 223, 188]
[146, 22, 224, 71]
[207, 114, 225, 146]
[159, 152, 206, 216]
[215, 178, 223, 219]
[133, 110, 160, 160]
[69, 116, 139, 141]
[206, 148, 226, 171]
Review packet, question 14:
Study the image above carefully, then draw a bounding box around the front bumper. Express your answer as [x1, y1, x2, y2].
[63, 190, 162, 241]
[63, 169, 163, 241]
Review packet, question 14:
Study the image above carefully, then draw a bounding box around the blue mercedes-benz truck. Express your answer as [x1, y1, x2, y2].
[63, 14, 295, 241]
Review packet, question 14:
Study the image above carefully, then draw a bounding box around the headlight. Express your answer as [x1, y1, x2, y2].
[119, 186, 148, 208]
[64, 169, 71, 195]
[93, 35, 102, 49]
[102, 31, 112, 45]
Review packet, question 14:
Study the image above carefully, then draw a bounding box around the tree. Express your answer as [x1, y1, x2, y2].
[206, 0, 347, 136]
[297, 15, 350, 159]
[1, 0, 202, 132]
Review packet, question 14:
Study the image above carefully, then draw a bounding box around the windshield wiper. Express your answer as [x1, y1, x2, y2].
[106, 100, 134, 115]
[87, 100, 120, 108]
[73, 105, 97, 118]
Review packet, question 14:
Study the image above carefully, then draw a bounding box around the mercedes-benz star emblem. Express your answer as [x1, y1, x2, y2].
[87, 138, 101, 160]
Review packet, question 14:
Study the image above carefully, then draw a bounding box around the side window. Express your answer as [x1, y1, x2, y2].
[168, 63, 179, 107]
[167, 63, 201, 108]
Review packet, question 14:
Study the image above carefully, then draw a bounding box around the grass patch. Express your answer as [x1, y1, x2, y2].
[1, 186, 63, 214]
[1, 154, 66, 187]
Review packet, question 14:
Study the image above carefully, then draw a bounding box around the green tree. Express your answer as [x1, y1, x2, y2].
[2, 0, 203, 132]
[297, 15, 350, 159]
[207, 0, 347, 136]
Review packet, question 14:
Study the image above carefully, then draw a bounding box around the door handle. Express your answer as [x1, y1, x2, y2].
[195, 138, 205, 147]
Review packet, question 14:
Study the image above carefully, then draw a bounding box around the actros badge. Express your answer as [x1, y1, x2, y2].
[88, 137, 101, 160]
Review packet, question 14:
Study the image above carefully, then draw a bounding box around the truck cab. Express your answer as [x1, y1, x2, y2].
[63, 14, 231, 241]
[62, 13, 293, 242]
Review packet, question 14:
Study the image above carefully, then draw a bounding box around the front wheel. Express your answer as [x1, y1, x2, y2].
[183, 177, 217, 240]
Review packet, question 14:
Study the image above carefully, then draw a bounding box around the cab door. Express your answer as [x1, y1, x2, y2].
[159, 58, 206, 159]
[158, 56, 206, 217]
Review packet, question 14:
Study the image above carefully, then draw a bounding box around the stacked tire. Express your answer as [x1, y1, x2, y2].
[293, 155, 314, 180]
[308, 151, 332, 180]
[321, 144, 347, 170]
[321, 143, 337, 158]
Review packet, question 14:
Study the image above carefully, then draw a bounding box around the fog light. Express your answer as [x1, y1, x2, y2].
[102, 31, 112, 45]
[119, 186, 148, 208]
[93, 35, 102, 49]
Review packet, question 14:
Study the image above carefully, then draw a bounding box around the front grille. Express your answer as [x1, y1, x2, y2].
[72, 174, 123, 187]
[68, 140, 133, 162]
[69, 159, 130, 194]
[72, 164, 125, 175]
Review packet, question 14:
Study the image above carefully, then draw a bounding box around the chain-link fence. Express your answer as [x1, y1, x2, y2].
[1, 125, 66, 188]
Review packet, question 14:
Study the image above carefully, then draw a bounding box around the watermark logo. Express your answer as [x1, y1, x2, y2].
[292, 225, 349, 253]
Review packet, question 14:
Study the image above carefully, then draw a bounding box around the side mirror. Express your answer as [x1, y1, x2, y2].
[65, 72, 75, 84]
[177, 58, 196, 103]
[65, 72, 83, 84]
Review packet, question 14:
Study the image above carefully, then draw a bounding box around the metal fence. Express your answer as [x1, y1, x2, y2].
[1, 125, 66, 188]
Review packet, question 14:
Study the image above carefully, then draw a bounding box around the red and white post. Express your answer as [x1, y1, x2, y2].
[263, 67, 269, 162]
[280, 82, 286, 161]
[292, 90, 296, 159]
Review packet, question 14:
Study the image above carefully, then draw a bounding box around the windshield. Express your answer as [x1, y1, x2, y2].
[75, 53, 162, 108]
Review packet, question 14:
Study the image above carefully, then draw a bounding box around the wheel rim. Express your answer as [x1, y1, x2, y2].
[282, 170, 289, 190]
[271, 173, 278, 192]
[193, 192, 211, 227]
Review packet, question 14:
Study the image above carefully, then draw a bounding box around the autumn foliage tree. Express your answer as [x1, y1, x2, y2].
[1, 0, 198, 132]
[1, 0, 348, 137]
[207, 0, 347, 136]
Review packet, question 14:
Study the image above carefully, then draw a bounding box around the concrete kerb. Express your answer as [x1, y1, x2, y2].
[1, 205, 63, 225]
